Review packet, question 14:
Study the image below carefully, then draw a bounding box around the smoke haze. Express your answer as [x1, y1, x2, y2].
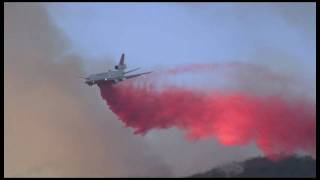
[4, 3, 171, 177]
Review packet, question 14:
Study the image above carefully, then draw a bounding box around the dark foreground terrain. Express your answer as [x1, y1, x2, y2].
[189, 155, 316, 178]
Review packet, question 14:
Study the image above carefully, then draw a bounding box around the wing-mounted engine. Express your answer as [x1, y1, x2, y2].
[112, 77, 126, 84]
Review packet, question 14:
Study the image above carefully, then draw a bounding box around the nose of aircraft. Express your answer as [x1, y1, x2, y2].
[85, 80, 94, 86]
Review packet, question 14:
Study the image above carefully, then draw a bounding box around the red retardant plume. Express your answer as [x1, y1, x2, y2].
[97, 64, 316, 159]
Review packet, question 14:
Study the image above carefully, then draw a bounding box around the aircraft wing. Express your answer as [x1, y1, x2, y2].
[124, 71, 152, 79]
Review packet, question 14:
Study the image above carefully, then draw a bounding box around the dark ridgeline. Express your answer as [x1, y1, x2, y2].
[189, 155, 316, 178]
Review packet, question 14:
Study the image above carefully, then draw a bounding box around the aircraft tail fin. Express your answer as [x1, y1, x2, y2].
[114, 53, 127, 70]
[119, 53, 125, 65]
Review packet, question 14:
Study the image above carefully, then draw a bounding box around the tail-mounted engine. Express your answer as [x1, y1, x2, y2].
[115, 64, 127, 70]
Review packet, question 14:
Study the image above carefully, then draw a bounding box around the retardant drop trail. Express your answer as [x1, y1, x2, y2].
[97, 64, 316, 160]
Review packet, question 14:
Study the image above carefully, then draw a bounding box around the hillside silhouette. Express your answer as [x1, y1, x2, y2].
[189, 155, 316, 178]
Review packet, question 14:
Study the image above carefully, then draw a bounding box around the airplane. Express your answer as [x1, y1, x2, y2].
[83, 53, 152, 86]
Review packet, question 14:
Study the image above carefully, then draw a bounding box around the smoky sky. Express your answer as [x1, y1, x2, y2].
[4, 3, 171, 177]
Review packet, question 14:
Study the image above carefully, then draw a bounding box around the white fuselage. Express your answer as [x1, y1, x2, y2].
[85, 69, 125, 86]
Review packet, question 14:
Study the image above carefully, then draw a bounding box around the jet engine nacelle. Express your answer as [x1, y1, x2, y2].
[115, 64, 127, 70]
[112, 77, 126, 84]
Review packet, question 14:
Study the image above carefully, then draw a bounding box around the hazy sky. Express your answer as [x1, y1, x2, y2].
[46, 3, 315, 72]
[5, 2, 316, 177]
[46, 3, 316, 98]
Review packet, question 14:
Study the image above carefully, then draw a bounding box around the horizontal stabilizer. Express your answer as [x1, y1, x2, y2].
[124, 67, 141, 74]
[124, 71, 152, 79]
[79, 76, 88, 80]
